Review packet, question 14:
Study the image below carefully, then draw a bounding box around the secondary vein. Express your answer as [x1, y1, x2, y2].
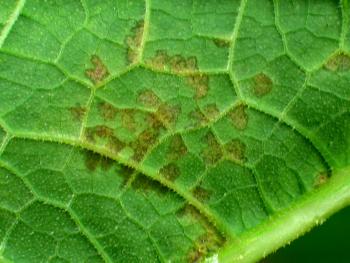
[0, 0, 27, 48]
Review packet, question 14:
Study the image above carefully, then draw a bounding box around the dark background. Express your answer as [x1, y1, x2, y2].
[264, 206, 350, 263]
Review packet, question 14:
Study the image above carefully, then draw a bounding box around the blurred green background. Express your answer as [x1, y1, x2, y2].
[265, 206, 350, 263]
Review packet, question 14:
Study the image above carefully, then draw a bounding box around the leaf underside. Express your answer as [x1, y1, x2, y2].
[0, 0, 350, 262]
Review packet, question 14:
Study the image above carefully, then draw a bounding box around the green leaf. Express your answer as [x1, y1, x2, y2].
[0, 0, 350, 262]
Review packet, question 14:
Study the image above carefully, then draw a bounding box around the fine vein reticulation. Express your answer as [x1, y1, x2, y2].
[0, 0, 350, 262]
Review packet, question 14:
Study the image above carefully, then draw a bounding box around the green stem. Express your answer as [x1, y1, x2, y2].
[218, 167, 350, 263]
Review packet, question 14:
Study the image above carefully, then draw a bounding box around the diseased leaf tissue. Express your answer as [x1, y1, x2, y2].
[0, 0, 350, 262]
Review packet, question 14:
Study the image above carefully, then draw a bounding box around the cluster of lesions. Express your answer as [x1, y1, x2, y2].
[158, 104, 249, 188]
[179, 205, 225, 263]
[129, 175, 225, 262]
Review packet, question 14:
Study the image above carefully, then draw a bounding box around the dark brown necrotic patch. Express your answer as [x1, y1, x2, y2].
[228, 104, 248, 130]
[187, 74, 209, 99]
[98, 102, 118, 121]
[160, 163, 181, 181]
[253, 73, 273, 97]
[167, 135, 188, 160]
[325, 53, 350, 71]
[201, 132, 223, 165]
[85, 55, 109, 84]
[224, 139, 246, 162]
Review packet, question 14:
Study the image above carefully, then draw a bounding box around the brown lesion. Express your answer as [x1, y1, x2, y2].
[213, 38, 230, 48]
[69, 104, 86, 121]
[126, 20, 145, 64]
[189, 108, 208, 127]
[137, 89, 161, 108]
[187, 74, 209, 99]
[98, 102, 118, 121]
[192, 185, 211, 202]
[156, 103, 181, 128]
[147, 50, 198, 72]
[203, 104, 220, 120]
[120, 109, 137, 132]
[253, 73, 273, 97]
[160, 163, 181, 181]
[228, 104, 248, 130]
[324, 53, 350, 72]
[176, 205, 225, 263]
[224, 139, 246, 162]
[84, 151, 114, 172]
[85, 125, 126, 154]
[130, 122, 164, 162]
[201, 132, 223, 165]
[167, 135, 188, 160]
[85, 55, 109, 84]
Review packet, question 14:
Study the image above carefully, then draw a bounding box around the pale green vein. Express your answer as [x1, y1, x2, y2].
[0, 0, 26, 48]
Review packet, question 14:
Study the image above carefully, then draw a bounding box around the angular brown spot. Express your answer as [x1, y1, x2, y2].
[120, 109, 136, 132]
[116, 165, 134, 187]
[225, 139, 246, 162]
[107, 136, 126, 154]
[169, 55, 197, 72]
[147, 50, 169, 70]
[85, 55, 109, 84]
[85, 125, 114, 142]
[187, 74, 209, 99]
[229, 104, 248, 130]
[167, 135, 187, 160]
[69, 104, 86, 121]
[126, 20, 144, 64]
[85, 126, 125, 154]
[98, 102, 118, 121]
[147, 50, 198, 72]
[84, 151, 113, 172]
[192, 185, 211, 202]
[160, 163, 180, 181]
[189, 109, 208, 127]
[131, 175, 166, 196]
[188, 231, 224, 263]
[137, 89, 161, 108]
[201, 132, 223, 165]
[203, 104, 220, 120]
[156, 103, 181, 127]
[131, 129, 160, 162]
[213, 38, 230, 48]
[325, 53, 350, 72]
[253, 73, 273, 97]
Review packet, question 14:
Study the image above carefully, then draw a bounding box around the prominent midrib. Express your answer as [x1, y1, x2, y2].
[218, 166, 350, 263]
